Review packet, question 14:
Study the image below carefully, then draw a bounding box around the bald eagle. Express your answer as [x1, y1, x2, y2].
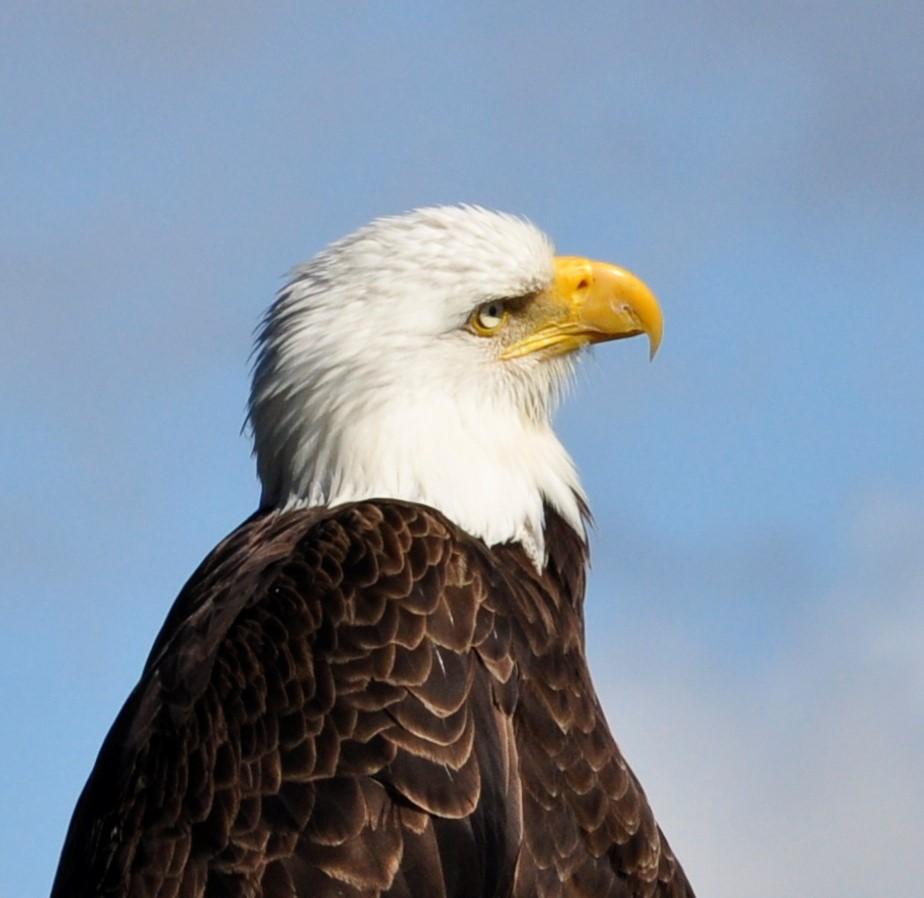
[51, 207, 693, 898]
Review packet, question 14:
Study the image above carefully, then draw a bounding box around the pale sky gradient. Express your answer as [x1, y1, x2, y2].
[2, 4, 923, 897]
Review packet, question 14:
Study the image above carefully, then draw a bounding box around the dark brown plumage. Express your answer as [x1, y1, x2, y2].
[51, 500, 692, 897]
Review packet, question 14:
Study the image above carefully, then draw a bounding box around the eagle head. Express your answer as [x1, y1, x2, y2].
[248, 206, 661, 565]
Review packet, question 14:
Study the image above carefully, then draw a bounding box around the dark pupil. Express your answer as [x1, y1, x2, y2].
[487, 304, 499, 318]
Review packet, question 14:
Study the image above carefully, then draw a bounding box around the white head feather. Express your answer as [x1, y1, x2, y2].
[248, 206, 588, 566]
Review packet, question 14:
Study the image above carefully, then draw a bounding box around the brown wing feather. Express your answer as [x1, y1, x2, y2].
[500, 511, 694, 898]
[50, 501, 693, 898]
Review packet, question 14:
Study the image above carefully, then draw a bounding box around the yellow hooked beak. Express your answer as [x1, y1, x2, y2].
[500, 256, 663, 361]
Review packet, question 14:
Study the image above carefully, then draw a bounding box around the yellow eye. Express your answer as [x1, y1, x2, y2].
[471, 300, 508, 335]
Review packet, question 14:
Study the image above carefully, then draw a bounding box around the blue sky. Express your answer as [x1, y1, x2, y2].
[2, 3, 923, 896]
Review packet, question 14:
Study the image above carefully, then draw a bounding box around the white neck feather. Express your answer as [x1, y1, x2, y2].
[262, 383, 585, 565]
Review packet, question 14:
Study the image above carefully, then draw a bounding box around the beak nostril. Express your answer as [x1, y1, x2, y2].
[576, 278, 590, 291]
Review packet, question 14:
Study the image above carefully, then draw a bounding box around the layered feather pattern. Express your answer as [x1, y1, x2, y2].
[51, 502, 692, 898]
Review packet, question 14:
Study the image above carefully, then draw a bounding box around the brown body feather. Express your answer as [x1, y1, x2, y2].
[51, 501, 693, 898]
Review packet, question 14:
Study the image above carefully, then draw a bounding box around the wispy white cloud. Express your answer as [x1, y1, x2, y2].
[595, 489, 924, 898]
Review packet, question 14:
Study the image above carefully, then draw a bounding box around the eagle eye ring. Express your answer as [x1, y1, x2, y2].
[470, 300, 509, 335]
